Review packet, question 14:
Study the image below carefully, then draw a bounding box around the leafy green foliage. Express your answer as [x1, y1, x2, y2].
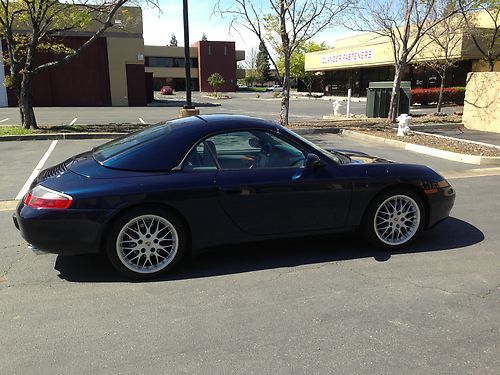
[169, 33, 178, 46]
[256, 41, 271, 83]
[277, 41, 328, 94]
[208, 72, 225, 94]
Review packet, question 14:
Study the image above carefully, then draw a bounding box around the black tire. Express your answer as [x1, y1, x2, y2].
[106, 206, 187, 279]
[362, 188, 425, 250]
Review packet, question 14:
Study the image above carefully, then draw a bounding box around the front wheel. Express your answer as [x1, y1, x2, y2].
[106, 207, 187, 279]
[362, 189, 425, 249]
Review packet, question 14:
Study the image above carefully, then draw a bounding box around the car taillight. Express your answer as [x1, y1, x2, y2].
[24, 185, 72, 209]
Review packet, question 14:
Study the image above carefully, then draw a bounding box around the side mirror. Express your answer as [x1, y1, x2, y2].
[304, 153, 321, 168]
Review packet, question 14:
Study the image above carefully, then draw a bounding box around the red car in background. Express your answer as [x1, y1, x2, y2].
[160, 86, 173, 95]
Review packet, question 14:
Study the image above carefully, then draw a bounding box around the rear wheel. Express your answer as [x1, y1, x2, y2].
[106, 207, 187, 279]
[362, 189, 425, 249]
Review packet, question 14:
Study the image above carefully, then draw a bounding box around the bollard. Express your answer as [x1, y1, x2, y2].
[346, 88, 351, 118]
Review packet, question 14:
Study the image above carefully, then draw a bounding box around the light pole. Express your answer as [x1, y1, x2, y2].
[182, 0, 194, 109]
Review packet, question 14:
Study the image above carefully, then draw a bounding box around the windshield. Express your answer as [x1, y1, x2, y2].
[282, 128, 343, 164]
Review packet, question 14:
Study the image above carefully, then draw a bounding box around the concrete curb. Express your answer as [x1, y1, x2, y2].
[341, 130, 500, 166]
[0, 132, 126, 142]
[410, 130, 500, 150]
[293, 127, 341, 135]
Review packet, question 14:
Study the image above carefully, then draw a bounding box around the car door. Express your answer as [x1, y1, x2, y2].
[206, 130, 352, 236]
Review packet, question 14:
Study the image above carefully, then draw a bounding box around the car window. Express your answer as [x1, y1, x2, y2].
[201, 130, 306, 169]
[183, 142, 217, 170]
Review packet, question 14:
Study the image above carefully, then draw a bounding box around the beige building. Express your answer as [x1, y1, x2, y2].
[305, 12, 499, 96]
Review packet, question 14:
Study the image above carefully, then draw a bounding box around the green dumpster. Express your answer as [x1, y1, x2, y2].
[366, 81, 411, 118]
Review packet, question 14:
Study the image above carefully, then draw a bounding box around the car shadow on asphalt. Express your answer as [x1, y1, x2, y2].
[55, 217, 484, 283]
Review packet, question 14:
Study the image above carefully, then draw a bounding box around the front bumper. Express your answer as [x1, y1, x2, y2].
[426, 185, 456, 228]
[13, 201, 115, 255]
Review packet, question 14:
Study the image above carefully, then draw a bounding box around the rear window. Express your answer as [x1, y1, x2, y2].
[93, 123, 170, 161]
[92, 121, 196, 171]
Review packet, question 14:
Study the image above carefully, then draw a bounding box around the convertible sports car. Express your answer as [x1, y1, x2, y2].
[13, 115, 455, 279]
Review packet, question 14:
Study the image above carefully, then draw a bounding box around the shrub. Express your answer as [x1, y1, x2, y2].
[256, 94, 261, 99]
[411, 87, 465, 105]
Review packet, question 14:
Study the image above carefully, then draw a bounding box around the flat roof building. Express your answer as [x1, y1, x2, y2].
[1, 6, 244, 107]
[305, 12, 499, 96]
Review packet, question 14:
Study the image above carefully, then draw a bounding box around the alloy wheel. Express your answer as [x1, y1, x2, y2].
[373, 195, 421, 246]
[116, 214, 179, 274]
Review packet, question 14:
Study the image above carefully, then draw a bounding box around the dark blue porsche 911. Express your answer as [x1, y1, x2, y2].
[13, 115, 455, 279]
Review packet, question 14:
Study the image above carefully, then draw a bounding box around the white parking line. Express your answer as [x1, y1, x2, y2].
[0, 118, 9, 123]
[69, 118, 78, 125]
[139, 117, 146, 124]
[15, 140, 58, 200]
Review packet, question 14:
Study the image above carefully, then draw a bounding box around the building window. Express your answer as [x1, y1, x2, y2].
[224, 46, 227, 56]
[208, 45, 211, 56]
[145, 57, 198, 68]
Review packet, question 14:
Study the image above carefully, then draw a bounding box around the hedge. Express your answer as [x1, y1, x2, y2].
[411, 87, 465, 105]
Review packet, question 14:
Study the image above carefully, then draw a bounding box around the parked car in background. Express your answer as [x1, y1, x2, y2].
[160, 86, 173, 95]
[267, 84, 283, 92]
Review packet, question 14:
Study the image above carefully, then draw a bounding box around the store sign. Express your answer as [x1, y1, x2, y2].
[320, 50, 374, 65]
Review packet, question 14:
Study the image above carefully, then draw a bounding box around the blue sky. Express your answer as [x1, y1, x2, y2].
[142, 1, 354, 54]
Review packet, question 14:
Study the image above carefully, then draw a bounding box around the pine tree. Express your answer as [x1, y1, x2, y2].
[256, 41, 271, 84]
[169, 33, 178, 47]
[201, 33, 208, 41]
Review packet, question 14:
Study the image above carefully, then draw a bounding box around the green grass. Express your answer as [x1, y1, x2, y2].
[0, 124, 88, 136]
[0, 127, 34, 135]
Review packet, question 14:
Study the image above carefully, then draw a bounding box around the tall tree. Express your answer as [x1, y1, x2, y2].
[207, 72, 225, 97]
[459, 0, 499, 72]
[0, 0, 158, 129]
[169, 33, 178, 46]
[345, 0, 468, 122]
[201, 32, 208, 41]
[277, 41, 328, 95]
[217, 0, 352, 126]
[417, 1, 465, 113]
[256, 40, 271, 84]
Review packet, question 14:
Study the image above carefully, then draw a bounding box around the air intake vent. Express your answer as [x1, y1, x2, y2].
[37, 160, 69, 181]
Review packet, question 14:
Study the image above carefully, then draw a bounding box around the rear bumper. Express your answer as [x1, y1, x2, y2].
[426, 186, 456, 228]
[13, 201, 115, 255]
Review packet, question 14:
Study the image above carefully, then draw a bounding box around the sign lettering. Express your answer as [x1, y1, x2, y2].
[320, 50, 374, 65]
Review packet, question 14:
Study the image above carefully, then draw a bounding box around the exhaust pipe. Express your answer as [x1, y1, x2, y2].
[28, 243, 49, 255]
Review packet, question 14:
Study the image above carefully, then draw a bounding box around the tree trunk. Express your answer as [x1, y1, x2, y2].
[437, 71, 446, 113]
[19, 75, 38, 130]
[388, 60, 405, 122]
[278, 0, 290, 127]
[488, 58, 494, 72]
[280, 52, 291, 126]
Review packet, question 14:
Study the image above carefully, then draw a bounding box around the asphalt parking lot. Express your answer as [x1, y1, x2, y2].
[0, 92, 461, 126]
[1, 133, 499, 374]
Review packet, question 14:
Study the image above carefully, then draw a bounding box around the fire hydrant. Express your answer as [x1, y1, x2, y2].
[396, 113, 412, 136]
[332, 99, 342, 116]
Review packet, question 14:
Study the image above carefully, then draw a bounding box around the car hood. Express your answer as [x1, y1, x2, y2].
[329, 149, 394, 164]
